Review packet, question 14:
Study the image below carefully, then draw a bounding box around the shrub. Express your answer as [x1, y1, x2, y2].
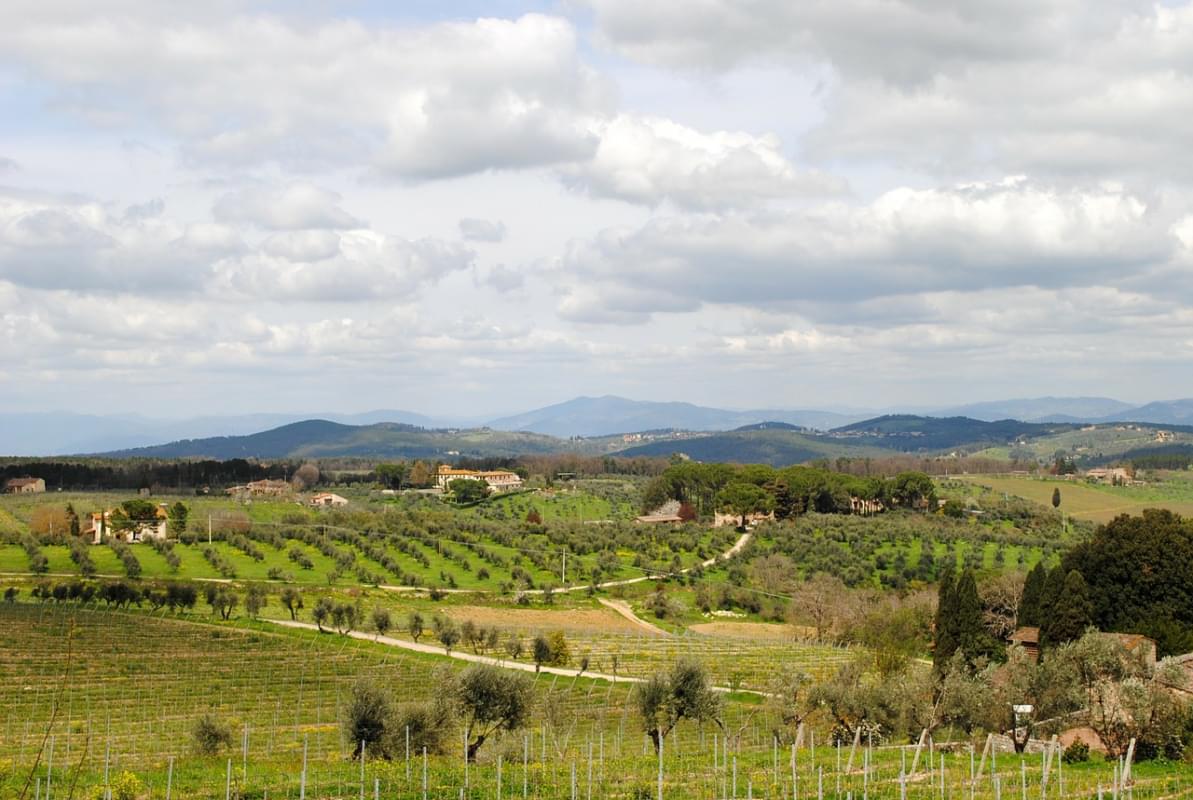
[547, 630, 570, 666]
[192, 714, 233, 755]
[1062, 742, 1089, 764]
[90, 770, 144, 800]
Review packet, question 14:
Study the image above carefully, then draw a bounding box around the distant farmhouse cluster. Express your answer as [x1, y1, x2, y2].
[435, 465, 523, 492]
[224, 479, 348, 507]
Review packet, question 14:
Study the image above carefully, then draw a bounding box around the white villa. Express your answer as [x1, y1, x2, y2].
[86, 506, 169, 544]
[435, 465, 523, 491]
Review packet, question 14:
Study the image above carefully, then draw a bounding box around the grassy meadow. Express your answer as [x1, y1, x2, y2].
[4, 602, 1189, 800]
[955, 473, 1193, 525]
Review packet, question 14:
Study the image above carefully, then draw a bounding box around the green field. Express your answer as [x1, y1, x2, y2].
[3, 603, 1187, 800]
[0, 488, 742, 593]
[957, 473, 1193, 524]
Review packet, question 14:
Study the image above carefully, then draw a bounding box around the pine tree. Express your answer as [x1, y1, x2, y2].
[1051, 488, 1061, 509]
[933, 568, 958, 673]
[1040, 569, 1093, 650]
[1018, 562, 1047, 628]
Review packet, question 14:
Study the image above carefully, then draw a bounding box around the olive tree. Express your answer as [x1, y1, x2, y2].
[408, 611, 425, 642]
[371, 606, 392, 640]
[636, 658, 722, 753]
[342, 678, 395, 759]
[434, 616, 460, 654]
[446, 664, 533, 761]
[280, 586, 303, 620]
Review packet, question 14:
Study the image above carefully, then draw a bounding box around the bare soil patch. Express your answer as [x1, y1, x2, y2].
[690, 621, 813, 640]
[443, 604, 645, 635]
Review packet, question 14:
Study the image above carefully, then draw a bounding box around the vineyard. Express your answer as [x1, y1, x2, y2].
[2, 604, 1190, 799]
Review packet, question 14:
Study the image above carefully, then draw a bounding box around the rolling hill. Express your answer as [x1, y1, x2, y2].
[485, 395, 864, 436]
[1100, 399, 1193, 425]
[936, 396, 1134, 422]
[100, 420, 570, 460]
[829, 415, 1077, 452]
[616, 427, 890, 465]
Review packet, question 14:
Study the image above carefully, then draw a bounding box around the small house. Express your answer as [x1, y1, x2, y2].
[309, 492, 349, 507]
[4, 477, 46, 494]
[86, 505, 169, 544]
[1009, 626, 1041, 661]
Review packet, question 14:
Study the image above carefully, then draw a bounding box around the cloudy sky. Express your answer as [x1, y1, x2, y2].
[3, 0, 1192, 418]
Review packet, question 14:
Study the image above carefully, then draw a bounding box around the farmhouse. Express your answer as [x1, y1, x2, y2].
[1009, 626, 1042, 661]
[636, 512, 684, 524]
[850, 496, 885, 515]
[435, 465, 523, 491]
[308, 492, 348, 507]
[4, 477, 45, 494]
[1085, 467, 1133, 484]
[1009, 626, 1156, 665]
[86, 505, 169, 544]
[713, 510, 774, 528]
[226, 479, 292, 498]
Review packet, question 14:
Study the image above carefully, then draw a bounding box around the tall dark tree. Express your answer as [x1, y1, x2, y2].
[1018, 562, 1048, 628]
[1064, 509, 1193, 656]
[1040, 569, 1093, 650]
[1037, 565, 1065, 625]
[954, 569, 998, 663]
[1051, 488, 1061, 509]
[933, 568, 958, 673]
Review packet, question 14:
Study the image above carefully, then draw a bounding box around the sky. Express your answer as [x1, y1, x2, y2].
[2, 0, 1193, 418]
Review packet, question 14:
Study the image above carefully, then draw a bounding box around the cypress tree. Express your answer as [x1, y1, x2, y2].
[955, 569, 995, 663]
[1018, 562, 1047, 628]
[1037, 565, 1065, 623]
[933, 568, 958, 672]
[1040, 569, 1093, 650]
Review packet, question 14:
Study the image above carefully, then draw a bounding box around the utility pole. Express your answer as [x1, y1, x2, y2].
[562, 552, 567, 584]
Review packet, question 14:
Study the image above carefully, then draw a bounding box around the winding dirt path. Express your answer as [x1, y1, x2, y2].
[596, 597, 670, 637]
[265, 618, 765, 696]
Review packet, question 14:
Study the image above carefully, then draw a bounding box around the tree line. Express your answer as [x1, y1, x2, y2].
[642, 461, 937, 519]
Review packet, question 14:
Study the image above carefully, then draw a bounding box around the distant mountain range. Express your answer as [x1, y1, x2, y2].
[0, 409, 461, 456]
[100, 420, 569, 461]
[4, 394, 1193, 457]
[486, 395, 863, 437]
[934, 397, 1135, 422]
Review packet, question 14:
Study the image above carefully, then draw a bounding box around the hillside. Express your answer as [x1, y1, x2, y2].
[486, 395, 863, 436]
[937, 396, 1133, 422]
[829, 415, 1076, 452]
[1100, 399, 1193, 425]
[616, 427, 889, 465]
[101, 420, 570, 460]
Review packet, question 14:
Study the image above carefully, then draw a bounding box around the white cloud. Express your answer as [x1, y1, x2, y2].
[0, 187, 470, 301]
[562, 114, 845, 209]
[583, 0, 1141, 83]
[212, 232, 474, 302]
[459, 218, 508, 242]
[559, 178, 1174, 319]
[213, 184, 363, 230]
[477, 264, 525, 293]
[261, 230, 342, 262]
[0, 10, 611, 177]
[0, 188, 239, 292]
[582, 1, 1193, 186]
